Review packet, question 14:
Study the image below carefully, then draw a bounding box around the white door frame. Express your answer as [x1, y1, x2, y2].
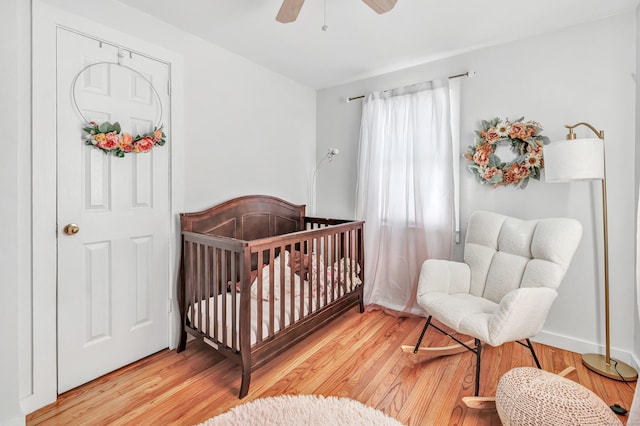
[25, 1, 184, 413]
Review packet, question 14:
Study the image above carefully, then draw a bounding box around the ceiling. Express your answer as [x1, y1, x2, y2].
[117, 0, 638, 89]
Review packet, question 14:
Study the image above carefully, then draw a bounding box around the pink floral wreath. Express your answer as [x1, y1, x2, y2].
[83, 121, 166, 158]
[465, 117, 550, 189]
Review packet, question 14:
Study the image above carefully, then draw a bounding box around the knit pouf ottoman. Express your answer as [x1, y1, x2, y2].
[495, 367, 622, 426]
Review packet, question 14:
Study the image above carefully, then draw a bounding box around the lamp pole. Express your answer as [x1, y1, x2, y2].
[563, 123, 637, 381]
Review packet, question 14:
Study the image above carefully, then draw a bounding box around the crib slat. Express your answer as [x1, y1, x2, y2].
[305, 237, 312, 314]
[279, 244, 286, 332]
[296, 246, 303, 321]
[289, 247, 296, 325]
[349, 229, 355, 293]
[344, 229, 349, 293]
[339, 230, 345, 296]
[221, 249, 227, 347]
[204, 245, 210, 337]
[330, 232, 335, 301]
[212, 248, 219, 342]
[198, 243, 206, 330]
[312, 235, 319, 309]
[323, 234, 328, 307]
[256, 250, 263, 343]
[353, 230, 358, 290]
[268, 249, 275, 337]
[231, 251, 237, 352]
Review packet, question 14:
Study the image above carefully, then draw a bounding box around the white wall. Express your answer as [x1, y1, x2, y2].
[635, 4, 640, 361]
[0, 0, 20, 421]
[1, 0, 29, 424]
[180, 39, 316, 210]
[317, 13, 637, 362]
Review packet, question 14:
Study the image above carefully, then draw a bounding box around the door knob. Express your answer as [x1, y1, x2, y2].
[63, 224, 80, 235]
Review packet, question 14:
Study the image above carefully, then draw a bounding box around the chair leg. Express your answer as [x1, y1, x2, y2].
[526, 338, 541, 369]
[413, 315, 433, 353]
[474, 338, 481, 396]
[410, 319, 483, 396]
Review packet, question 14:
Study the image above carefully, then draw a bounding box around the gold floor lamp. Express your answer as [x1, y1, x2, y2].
[544, 122, 637, 381]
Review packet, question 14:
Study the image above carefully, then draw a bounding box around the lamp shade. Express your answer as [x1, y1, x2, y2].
[544, 137, 604, 182]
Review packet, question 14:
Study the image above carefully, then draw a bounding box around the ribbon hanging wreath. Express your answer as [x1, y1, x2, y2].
[71, 61, 166, 158]
[465, 117, 550, 189]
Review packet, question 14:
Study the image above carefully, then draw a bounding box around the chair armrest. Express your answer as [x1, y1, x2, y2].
[487, 287, 558, 346]
[417, 259, 471, 297]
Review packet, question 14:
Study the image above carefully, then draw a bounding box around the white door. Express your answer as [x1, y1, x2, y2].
[56, 28, 171, 393]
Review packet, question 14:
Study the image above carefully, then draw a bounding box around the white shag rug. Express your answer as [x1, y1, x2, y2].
[197, 394, 404, 426]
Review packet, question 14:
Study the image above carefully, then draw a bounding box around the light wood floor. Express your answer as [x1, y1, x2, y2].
[28, 309, 635, 425]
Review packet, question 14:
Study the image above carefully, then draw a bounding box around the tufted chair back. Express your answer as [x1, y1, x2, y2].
[464, 211, 582, 304]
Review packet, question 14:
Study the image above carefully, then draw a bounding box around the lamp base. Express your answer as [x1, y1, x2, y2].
[582, 353, 638, 381]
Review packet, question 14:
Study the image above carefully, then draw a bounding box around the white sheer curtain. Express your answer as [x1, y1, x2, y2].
[355, 80, 454, 315]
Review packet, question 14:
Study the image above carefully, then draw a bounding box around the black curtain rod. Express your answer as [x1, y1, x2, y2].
[346, 71, 471, 103]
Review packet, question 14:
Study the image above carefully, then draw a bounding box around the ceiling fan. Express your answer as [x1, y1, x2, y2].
[276, 0, 397, 23]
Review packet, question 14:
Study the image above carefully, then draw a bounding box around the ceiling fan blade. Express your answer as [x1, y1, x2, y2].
[362, 0, 397, 14]
[276, 0, 305, 23]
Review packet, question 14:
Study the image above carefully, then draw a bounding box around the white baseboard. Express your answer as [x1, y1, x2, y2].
[20, 392, 56, 419]
[534, 330, 639, 370]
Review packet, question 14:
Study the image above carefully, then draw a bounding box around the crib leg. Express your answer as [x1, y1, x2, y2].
[239, 369, 251, 399]
[238, 344, 252, 398]
[177, 315, 187, 352]
[177, 326, 187, 352]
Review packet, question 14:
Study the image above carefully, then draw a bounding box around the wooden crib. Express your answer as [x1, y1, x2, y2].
[177, 195, 364, 398]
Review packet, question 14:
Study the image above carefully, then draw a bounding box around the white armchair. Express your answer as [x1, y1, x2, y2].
[408, 210, 582, 396]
